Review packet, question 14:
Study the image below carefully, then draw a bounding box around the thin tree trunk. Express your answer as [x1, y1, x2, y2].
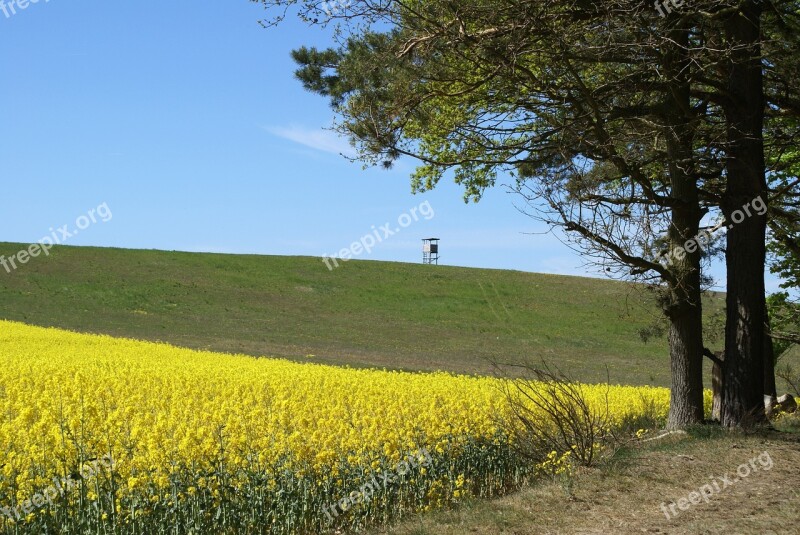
[721, 1, 768, 428]
[764, 308, 777, 416]
[712, 351, 725, 421]
[764, 311, 777, 399]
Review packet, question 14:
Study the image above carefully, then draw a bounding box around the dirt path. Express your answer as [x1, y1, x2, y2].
[375, 432, 800, 535]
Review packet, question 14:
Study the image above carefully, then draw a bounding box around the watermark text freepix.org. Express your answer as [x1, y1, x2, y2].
[659, 195, 766, 266]
[1, 0, 50, 19]
[321, 0, 350, 16]
[1, 202, 113, 274]
[321, 448, 432, 521]
[1, 454, 116, 521]
[322, 200, 434, 270]
[660, 450, 773, 520]
[654, 0, 688, 17]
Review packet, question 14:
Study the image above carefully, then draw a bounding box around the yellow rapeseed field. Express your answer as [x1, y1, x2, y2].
[0, 320, 679, 533]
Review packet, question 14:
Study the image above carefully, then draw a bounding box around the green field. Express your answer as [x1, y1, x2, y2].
[0, 242, 725, 386]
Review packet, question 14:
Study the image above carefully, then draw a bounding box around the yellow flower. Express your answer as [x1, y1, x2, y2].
[0, 320, 677, 528]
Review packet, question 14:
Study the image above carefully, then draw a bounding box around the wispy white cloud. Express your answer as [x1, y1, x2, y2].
[264, 124, 356, 157]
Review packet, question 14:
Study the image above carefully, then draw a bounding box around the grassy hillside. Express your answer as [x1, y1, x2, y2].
[0, 242, 725, 386]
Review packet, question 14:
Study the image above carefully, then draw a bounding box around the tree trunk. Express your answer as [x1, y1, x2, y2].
[721, 1, 768, 428]
[764, 308, 777, 416]
[764, 306, 778, 418]
[667, 300, 706, 428]
[764, 308, 777, 399]
[712, 351, 725, 421]
[664, 25, 706, 430]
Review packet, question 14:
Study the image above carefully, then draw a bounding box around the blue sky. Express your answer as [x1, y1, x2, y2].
[0, 0, 779, 291]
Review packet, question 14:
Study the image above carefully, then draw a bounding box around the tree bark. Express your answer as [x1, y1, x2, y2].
[712, 351, 725, 422]
[666, 299, 706, 428]
[764, 308, 777, 401]
[664, 25, 706, 429]
[721, 1, 768, 428]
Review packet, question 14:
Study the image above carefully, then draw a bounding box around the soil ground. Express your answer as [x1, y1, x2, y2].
[374, 425, 800, 535]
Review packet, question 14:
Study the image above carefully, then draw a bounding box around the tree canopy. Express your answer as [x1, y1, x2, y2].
[260, 0, 800, 427]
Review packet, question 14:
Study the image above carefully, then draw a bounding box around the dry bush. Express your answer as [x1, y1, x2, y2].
[777, 363, 800, 397]
[495, 362, 612, 468]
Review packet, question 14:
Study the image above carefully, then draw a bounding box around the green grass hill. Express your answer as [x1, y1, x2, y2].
[0, 242, 727, 386]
